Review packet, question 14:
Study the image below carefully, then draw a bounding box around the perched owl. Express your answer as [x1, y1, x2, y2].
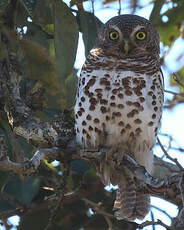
[74, 14, 164, 221]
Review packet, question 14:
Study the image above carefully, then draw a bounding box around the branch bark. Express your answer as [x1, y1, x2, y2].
[149, 0, 165, 24]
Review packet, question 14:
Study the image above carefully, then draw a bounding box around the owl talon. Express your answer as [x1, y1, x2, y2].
[105, 148, 115, 162]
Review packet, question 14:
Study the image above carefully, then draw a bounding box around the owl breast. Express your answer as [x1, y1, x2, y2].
[75, 54, 164, 173]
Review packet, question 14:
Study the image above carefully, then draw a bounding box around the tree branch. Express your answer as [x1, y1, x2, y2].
[157, 138, 183, 170]
[0, 144, 183, 207]
[135, 219, 171, 230]
[149, 0, 165, 24]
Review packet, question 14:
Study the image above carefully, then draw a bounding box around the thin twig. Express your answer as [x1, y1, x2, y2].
[91, 0, 94, 15]
[136, 219, 171, 229]
[173, 73, 184, 88]
[164, 90, 184, 97]
[45, 165, 70, 230]
[118, 0, 121, 15]
[157, 138, 183, 170]
[82, 198, 114, 219]
[104, 215, 113, 230]
[179, 173, 184, 208]
[0, 146, 79, 175]
[151, 205, 172, 220]
[170, 146, 184, 152]
[150, 211, 156, 230]
[166, 134, 173, 152]
[82, 198, 114, 230]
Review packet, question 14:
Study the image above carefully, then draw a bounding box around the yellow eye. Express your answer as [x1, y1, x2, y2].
[109, 31, 119, 40]
[136, 31, 146, 40]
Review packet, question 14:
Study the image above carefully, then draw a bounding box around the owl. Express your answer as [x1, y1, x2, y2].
[74, 14, 164, 221]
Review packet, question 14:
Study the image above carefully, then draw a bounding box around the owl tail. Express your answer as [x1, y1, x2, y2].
[114, 177, 150, 221]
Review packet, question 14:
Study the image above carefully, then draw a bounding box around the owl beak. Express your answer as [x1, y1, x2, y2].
[124, 40, 130, 55]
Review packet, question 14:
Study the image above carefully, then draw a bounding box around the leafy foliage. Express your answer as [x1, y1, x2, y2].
[20, 39, 59, 93]
[54, 0, 79, 84]
[149, 0, 184, 91]
[77, 11, 103, 56]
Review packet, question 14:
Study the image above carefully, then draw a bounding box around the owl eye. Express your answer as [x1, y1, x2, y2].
[136, 31, 146, 40]
[109, 31, 119, 40]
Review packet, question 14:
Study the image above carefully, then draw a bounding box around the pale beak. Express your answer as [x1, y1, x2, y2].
[124, 40, 130, 55]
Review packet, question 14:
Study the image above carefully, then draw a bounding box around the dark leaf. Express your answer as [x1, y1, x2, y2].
[20, 39, 59, 93]
[54, 0, 79, 84]
[22, 0, 37, 15]
[0, 171, 9, 192]
[18, 209, 50, 230]
[77, 11, 103, 56]
[156, 4, 184, 46]
[33, 0, 53, 25]
[0, 195, 17, 212]
[170, 67, 184, 93]
[0, 0, 10, 11]
[71, 160, 91, 175]
[65, 70, 78, 108]
[13, 0, 31, 27]
[0, 26, 20, 57]
[24, 22, 52, 49]
[3, 175, 40, 205]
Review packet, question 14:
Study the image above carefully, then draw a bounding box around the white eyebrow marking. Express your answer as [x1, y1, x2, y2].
[130, 25, 147, 41]
[132, 25, 146, 34]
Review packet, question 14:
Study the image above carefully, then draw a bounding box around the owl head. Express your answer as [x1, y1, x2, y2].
[96, 14, 160, 58]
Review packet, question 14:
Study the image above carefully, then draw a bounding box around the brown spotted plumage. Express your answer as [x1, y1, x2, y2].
[75, 14, 164, 221]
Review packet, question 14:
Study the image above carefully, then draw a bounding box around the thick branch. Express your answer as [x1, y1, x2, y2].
[0, 146, 79, 174]
[149, 0, 165, 24]
[135, 219, 170, 230]
[0, 145, 182, 208]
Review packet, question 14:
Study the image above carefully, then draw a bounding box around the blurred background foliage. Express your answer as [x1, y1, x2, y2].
[0, 0, 183, 229]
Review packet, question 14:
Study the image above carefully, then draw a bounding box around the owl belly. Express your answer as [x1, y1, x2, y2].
[75, 70, 163, 172]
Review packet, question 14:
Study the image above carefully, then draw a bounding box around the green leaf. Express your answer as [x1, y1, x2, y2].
[44, 24, 55, 57]
[170, 67, 184, 93]
[0, 0, 10, 11]
[71, 160, 91, 175]
[20, 39, 59, 93]
[22, 0, 37, 15]
[18, 209, 50, 230]
[3, 175, 40, 205]
[65, 70, 78, 108]
[0, 25, 20, 57]
[33, 0, 53, 25]
[43, 69, 77, 110]
[0, 172, 9, 192]
[156, 4, 184, 46]
[25, 22, 52, 49]
[76, 11, 103, 56]
[13, 0, 31, 27]
[53, 0, 79, 84]
[0, 196, 17, 212]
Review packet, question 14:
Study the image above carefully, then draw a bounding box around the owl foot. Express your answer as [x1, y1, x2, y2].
[105, 147, 115, 162]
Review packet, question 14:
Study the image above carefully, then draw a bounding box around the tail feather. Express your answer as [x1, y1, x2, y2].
[114, 178, 150, 221]
[96, 151, 150, 221]
[114, 178, 136, 220]
[135, 191, 150, 219]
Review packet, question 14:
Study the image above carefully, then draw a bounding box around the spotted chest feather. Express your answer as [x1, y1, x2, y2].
[75, 55, 163, 167]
